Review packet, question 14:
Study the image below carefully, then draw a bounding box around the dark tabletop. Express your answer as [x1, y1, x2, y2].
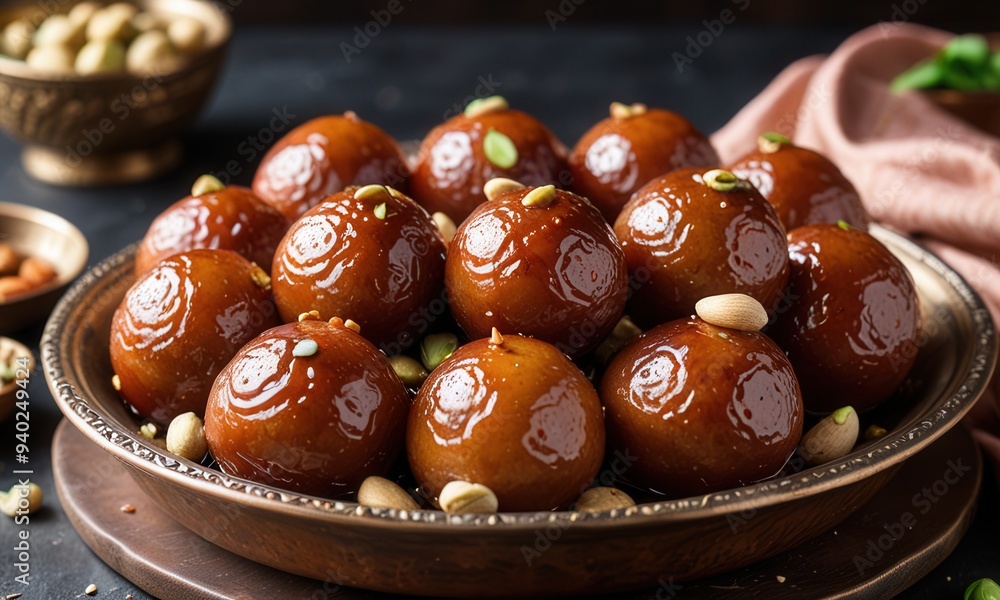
[1, 23, 998, 600]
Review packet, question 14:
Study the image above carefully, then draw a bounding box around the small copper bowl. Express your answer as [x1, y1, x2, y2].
[0, 0, 231, 186]
[920, 34, 1000, 138]
[0, 202, 88, 335]
[922, 89, 1000, 138]
[41, 226, 997, 597]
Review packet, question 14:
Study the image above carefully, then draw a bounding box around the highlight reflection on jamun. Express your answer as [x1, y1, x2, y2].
[252, 112, 410, 220]
[271, 184, 447, 354]
[569, 103, 719, 222]
[445, 181, 628, 358]
[135, 177, 289, 276]
[600, 317, 804, 497]
[614, 168, 789, 328]
[110, 249, 280, 424]
[769, 223, 921, 414]
[205, 317, 410, 497]
[410, 96, 568, 224]
[407, 331, 605, 511]
[729, 134, 870, 231]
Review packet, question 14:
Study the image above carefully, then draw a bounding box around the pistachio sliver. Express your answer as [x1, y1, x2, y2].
[965, 578, 1000, 600]
[191, 174, 225, 196]
[389, 355, 428, 387]
[464, 95, 509, 119]
[483, 129, 518, 169]
[701, 169, 741, 192]
[420, 332, 458, 371]
[757, 132, 792, 154]
[292, 339, 318, 357]
[521, 185, 556, 208]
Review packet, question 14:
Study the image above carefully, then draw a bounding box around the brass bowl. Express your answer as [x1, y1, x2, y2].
[0, 202, 88, 335]
[0, 0, 231, 186]
[41, 227, 996, 598]
[919, 34, 1000, 137]
[922, 88, 1000, 138]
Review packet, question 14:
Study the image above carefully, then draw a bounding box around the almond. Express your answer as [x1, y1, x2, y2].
[695, 293, 768, 331]
[358, 476, 420, 510]
[575, 487, 636, 513]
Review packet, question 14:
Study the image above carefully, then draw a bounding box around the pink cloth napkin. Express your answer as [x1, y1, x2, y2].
[711, 23, 1000, 473]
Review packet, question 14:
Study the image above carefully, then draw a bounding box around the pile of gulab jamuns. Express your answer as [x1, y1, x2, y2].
[108, 98, 922, 514]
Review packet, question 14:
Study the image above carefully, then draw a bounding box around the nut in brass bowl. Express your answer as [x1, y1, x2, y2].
[0, 0, 231, 186]
[0, 336, 33, 422]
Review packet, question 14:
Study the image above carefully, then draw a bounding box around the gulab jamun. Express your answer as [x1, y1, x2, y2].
[769, 223, 921, 414]
[600, 317, 803, 497]
[410, 96, 568, 224]
[110, 249, 281, 424]
[445, 182, 628, 358]
[569, 103, 719, 222]
[135, 177, 290, 276]
[614, 168, 789, 328]
[205, 317, 410, 497]
[252, 111, 410, 220]
[729, 133, 870, 231]
[271, 184, 447, 355]
[407, 332, 605, 511]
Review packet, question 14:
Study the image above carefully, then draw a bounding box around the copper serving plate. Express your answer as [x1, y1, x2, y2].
[41, 226, 996, 598]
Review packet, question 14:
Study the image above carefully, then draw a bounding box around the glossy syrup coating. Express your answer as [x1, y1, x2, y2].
[110, 249, 280, 424]
[614, 168, 789, 329]
[600, 318, 804, 497]
[271, 187, 447, 354]
[445, 187, 628, 358]
[569, 107, 719, 222]
[410, 109, 568, 224]
[252, 112, 410, 220]
[134, 185, 291, 276]
[769, 224, 921, 414]
[407, 334, 606, 511]
[729, 142, 870, 231]
[205, 319, 410, 497]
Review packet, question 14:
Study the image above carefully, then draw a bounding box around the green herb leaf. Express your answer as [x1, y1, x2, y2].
[891, 59, 944, 92]
[941, 67, 983, 92]
[942, 35, 990, 70]
[483, 129, 518, 169]
[990, 52, 1000, 80]
[837, 220, 851, 231]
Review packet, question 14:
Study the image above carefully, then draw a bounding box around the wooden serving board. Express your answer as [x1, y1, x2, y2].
[52, 420, 981, 599]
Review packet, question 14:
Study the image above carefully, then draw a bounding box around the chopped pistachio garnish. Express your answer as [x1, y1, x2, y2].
[293, 339, 319, 357]
[483, 129, 518, 169]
